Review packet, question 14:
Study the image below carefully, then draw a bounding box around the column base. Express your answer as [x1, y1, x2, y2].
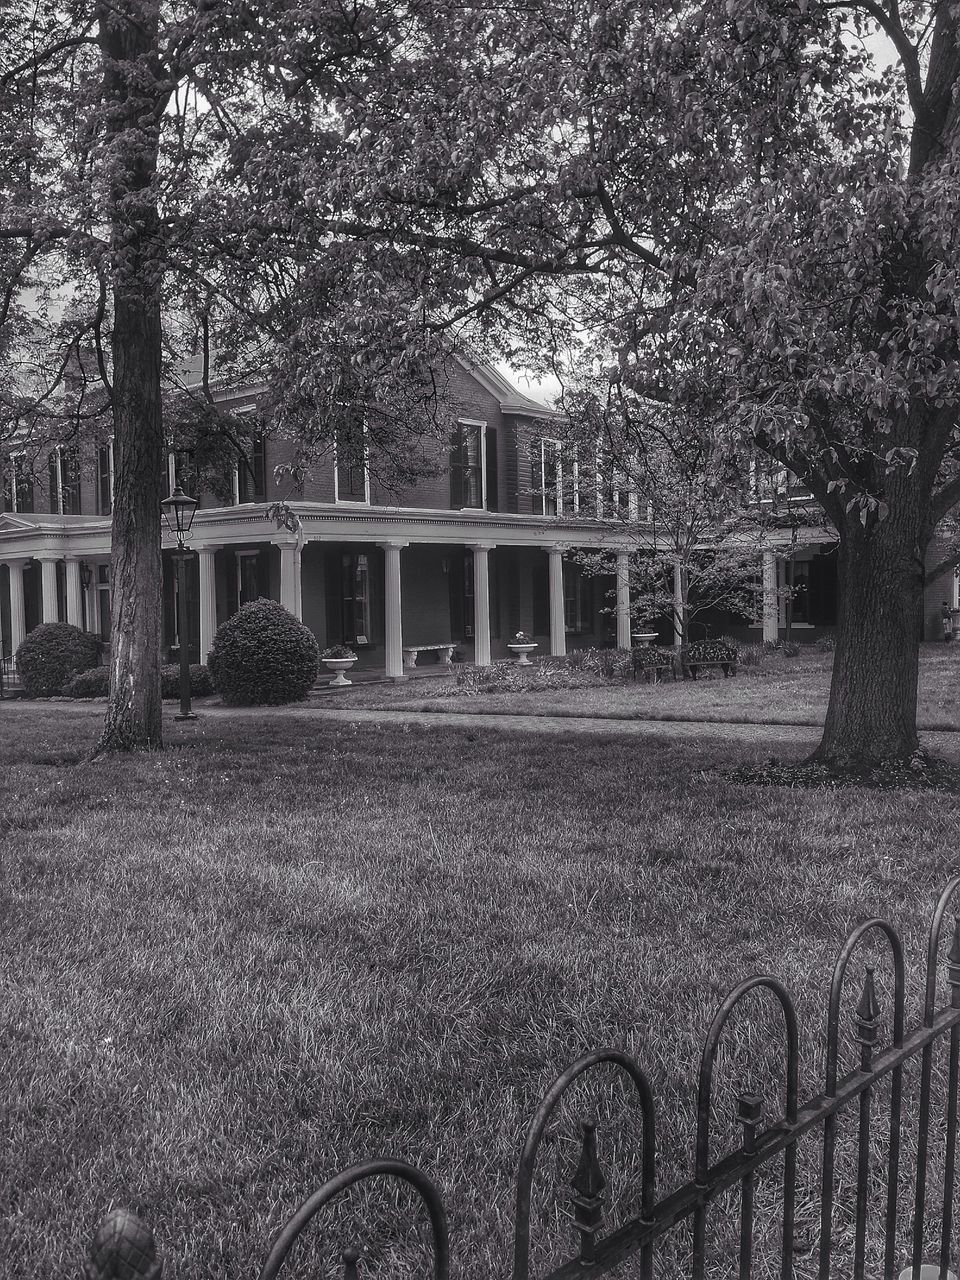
[174, 711, 198, 721]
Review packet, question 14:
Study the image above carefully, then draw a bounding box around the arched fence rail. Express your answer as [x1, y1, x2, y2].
[82, 878, 960, 1280]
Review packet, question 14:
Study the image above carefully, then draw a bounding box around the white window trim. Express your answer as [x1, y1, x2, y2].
[167, 452, 177, 496]
[5, 452, 27, 514]
[231, 405, 257, 507]
[458, 417, 487, 511]
[333, 419, 372, 505]
[236, 549, 260, 606]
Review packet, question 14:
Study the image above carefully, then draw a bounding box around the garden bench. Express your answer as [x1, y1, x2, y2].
[402, 643, 455, 669]
[679, 642, 738, 680]
[631, 647, 677, 683]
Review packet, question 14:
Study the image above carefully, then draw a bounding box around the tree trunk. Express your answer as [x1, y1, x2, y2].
[95, 0, 166, 753]
[811, 513, 927, 768]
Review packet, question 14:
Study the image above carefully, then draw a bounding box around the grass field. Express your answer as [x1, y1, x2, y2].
[1, 703, 959, 1279]
[317, 642, 960, 731]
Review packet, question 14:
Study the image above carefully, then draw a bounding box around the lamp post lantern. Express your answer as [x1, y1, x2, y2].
[160, 485, 199, 721]
[78, 561, 92, 633]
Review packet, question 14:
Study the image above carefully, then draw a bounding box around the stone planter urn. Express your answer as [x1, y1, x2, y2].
[507, 643, 539, 666]
[322, 657, 357, 687]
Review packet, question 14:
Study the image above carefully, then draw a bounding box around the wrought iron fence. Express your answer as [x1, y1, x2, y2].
[79, 878, 960, 1280]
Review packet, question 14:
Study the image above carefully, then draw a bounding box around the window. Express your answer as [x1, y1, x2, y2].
[595, 445, 620, 518]
[334, 412, 370, 503]
[532, 438, 567, 515]
[237, 551, 261, 606]
[48, 446, 81, 515]
[96, 564, 111, 641]
[167, 448, 197, 496]
[4, 457, 35, 514]
[97, 442, 114, 516]
[450, 420, 485, 509]
[340, 552, 370, 643]
[563, 563, 592, 633]
[236, 438, 266, 504]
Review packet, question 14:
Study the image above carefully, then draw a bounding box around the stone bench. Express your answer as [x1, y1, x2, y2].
[402, 644, 455, 669]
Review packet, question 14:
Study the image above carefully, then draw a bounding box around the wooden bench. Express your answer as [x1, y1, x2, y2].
[402, 644, 455, 669]
[682, 659, 738, 679]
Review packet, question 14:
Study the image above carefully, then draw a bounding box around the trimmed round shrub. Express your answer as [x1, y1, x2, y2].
[61, 666, 110, 698]
[160, 664, 215, 700]
[208, 598, 319, 705]
[16, 622, 100, 697]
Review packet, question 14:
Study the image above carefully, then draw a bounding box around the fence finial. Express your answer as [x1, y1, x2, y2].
[86, 1208, 161, 1280]
[342, 1246, 361, 1280]
[570, 1118, 606, 1264]
[855, 966, 881, 1050]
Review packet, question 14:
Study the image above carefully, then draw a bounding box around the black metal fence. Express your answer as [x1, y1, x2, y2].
[82, 878, 960, 1280]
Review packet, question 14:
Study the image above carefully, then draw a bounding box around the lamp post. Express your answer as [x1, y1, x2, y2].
[78, 561, 92, 632]
[160, 485, 198, 720]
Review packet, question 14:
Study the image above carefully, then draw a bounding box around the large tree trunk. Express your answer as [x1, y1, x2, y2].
[811, 510, 927, 769]
[95, 0, 166, 753]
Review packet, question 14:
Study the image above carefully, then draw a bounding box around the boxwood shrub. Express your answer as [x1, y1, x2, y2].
[160, 664, 215, 699]
[207, 598, 319, 705]
[16, 623, 100, 697]
[61, 666, 110, 698]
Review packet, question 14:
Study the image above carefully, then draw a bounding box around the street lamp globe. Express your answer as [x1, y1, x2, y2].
[160, 485, 198, 542]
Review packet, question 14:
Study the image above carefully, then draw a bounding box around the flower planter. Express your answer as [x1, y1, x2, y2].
[322, 657, 357, 687]
[507, 643, 538, 666]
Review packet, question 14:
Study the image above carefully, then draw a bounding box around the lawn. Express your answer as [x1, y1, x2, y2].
[1, 703, 958, 1279]
[319, 642, 960, 732]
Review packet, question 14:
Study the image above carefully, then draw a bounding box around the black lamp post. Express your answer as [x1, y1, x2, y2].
[78, 561, 92, 633]
[160, 485, 198, 720]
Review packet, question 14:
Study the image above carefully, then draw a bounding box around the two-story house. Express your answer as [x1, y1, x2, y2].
[0, 358, 645, 678]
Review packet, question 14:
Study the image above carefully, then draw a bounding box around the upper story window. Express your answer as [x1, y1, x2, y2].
[334, 412, 370, 504]
[48, 445, 81, 515]
[450, 419, 486, 510]
[96, 440, 114, 517]
[236, 437, 266, 504]
[167, 448, 197, 497]
[2, 456, 35, 514]
[531, 438, 578, 516]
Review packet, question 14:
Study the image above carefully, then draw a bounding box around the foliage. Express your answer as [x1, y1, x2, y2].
[628, 645, 676, 672]
[160, 665, 214, 700]
[510, 631, 534, 645]
[681, 640, 738, 676]
[815, 634, 836, 654]
[321, 645, 357, 660]
[778, 640, 802, 659]
[15, 624, 99, 698]
[445, 659, 599, 697]
[60, 667, 111, 699]
[207, 600, 319, 706]
[568, 646, 634, 679]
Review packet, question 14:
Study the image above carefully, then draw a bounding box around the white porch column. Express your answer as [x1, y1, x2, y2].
[64, 556, 82, 628]
[38, 556, 58, 623]
[673, 561, 684, 647]
[379, 540, 408, 678]
[762, 551, 779, 644]
[615, 551, 632, 649]
[278, 541, 302, 621]
[548, 547, 566, 657]
[6, 560, 26, 654]
[468, 543, 494, 666]
[198, 546, 219, 662]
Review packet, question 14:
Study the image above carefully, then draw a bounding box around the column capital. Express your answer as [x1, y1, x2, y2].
[1, 556, 30, 569]
[466, 541, 496, 553]
[194, 543, 223, 555]
[34, 552, 61, 562]
[377, 540, 409, 551]
[548, 544, 568, 557]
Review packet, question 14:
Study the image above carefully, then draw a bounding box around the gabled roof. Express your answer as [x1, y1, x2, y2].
[456, 357, 559, 419]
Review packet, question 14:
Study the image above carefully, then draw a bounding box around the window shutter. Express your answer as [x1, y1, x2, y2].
[48, 453, 60, 514]
[485, 428, 498, 511]
[225, 551, 238, 620]
[450, 426, 464, 508]
[257, 549, 271, 600]
[449, 552, 465, 639]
